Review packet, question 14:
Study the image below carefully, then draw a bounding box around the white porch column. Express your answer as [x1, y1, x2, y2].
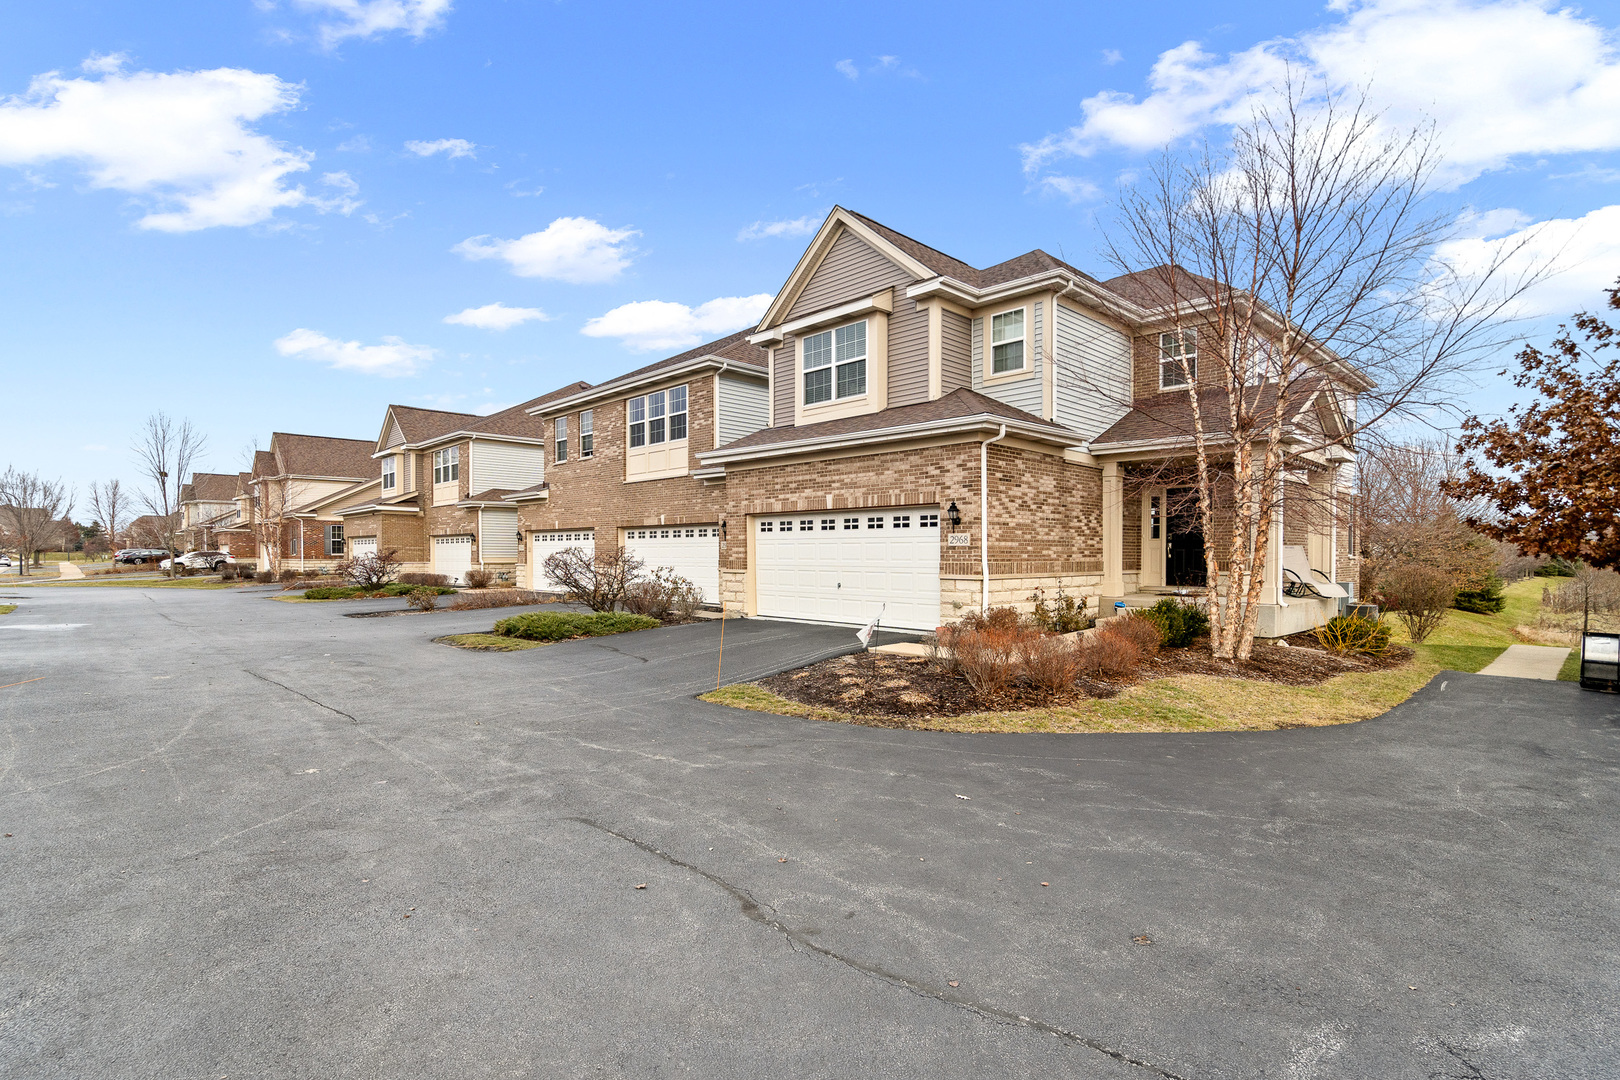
[1101, 461, 1124, 597]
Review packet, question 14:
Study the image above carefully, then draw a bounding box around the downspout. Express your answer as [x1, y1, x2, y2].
[980, 424, 1008, 613]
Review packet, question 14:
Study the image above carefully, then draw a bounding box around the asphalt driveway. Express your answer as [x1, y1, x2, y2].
[1, 585, 1616, 1079]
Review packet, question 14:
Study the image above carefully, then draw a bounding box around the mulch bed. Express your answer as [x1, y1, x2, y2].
[758, 636, 1413, 723]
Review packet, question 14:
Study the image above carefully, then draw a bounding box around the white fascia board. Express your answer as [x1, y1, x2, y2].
[697, 414, 1083, 467]
[1089, 433, 1237, 455]
[748, 290, 894, 345]
[691, 466, 726, 481]
[410, 431, 549, 451]
[500, 489, 550, 503]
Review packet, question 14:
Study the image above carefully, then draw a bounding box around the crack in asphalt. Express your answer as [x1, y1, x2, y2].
[245, 669, 359, 723]
[569, 815, 1191, 1080]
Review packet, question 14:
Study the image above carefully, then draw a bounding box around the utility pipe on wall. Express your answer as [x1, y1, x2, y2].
[981, 424, 1007, 613]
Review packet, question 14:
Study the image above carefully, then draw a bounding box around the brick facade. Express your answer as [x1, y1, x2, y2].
[514, 375, 728, 582]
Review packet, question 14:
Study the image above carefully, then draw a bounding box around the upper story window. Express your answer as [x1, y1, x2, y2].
[1160, 331, 1197, 389]
[381, 456, 396, 490]
[628, 385, 687, 447]
[803, 321, 866, 404]
[554, 417, 568, 463]
[432, 446, 459, 485]
[990, 308, 1026, 374]
[580, 410, 594, 458]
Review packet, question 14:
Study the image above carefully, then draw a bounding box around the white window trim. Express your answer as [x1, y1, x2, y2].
[432, 446, 461, 485]
[580, 410, 593, 459]
[985, 304, 1029, 382]
[381, 456, 396, 490]
[1159, 330, 1198, 390]
[800, 318, 869, 411]
[554, 417, 568, 464]
[627, 385, 690, 449]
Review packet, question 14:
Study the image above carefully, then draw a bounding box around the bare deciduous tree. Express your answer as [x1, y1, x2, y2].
[88, 479, 130, 554]
[0, 468, 75, 576]
[1102, 78, 1540, 659]
[1358, 440, 1495, 595]
[132, 412, 206, 577]
[541, 547, 643, 611]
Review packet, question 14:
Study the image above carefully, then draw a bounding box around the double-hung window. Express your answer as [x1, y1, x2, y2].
[432, 446, 459, 484]
[990, 308, 1026, 374]
[325, 524, 344, 557]
[580, 410, 593, 458]
[627, 386, 687, 447]
[1160, 331, 1197, 388]
[554, 417, 568, 463]
[381, 456, 396, 491]
[803, 321, 866, 405]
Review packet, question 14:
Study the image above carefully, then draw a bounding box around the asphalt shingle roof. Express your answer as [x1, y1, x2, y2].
[184, 472, 238, 503]
[270, 434, 375, 480]
[1092, 378, 1326, 446]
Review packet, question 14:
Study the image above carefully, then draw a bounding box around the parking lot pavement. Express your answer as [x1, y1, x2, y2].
[2, 586, 1617, 1079]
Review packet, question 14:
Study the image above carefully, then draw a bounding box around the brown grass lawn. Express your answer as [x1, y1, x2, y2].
[702, 579, 1556, 734]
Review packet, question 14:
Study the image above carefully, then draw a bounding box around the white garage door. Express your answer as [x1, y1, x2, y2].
[348, 536, 378, 558]
[624, 524, 719, 604]
[432, 535, 473, 585]
[754, 506, 941, 631]
[532, 529, 595, 589]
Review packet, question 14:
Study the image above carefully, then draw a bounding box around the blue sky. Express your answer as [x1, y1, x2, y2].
[4, 0, 1620, 499]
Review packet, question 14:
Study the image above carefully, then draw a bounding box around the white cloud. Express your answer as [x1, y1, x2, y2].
[1101, 49, 1123, 66]
[582, 294, 773, 352]
[835, 55, 920, 81]
[274, 328, 432, 376]
[738, 214, 821, 241]
[293, 0, 452, 47]
[311, 171, 362, 215]
[1023, 0, 1620, 187]
[0, 63, 325, 231]
[835, 59, 859, 81]
[453, 216, 637, 283]
[81, 52, 128, 75]
[1037, 175, 1102, 203]
[443, 302, 548, 330]
[405, 137, 475, 159]
[1437, 203, 1620, 317]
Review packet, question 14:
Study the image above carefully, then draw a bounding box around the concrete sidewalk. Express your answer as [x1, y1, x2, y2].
[1479, 642, 1570, 679]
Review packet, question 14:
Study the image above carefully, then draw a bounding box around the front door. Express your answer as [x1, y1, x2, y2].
[1165, 486, 1206, 587]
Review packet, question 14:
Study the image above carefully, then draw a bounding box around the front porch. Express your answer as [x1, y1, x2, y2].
[1097, 458, 1353, 640]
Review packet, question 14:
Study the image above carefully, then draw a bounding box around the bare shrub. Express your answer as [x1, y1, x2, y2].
[542, 546, 643, 612]
[406, 586, 439, 612]
[1543, 567, 1620, 614]
[1017, 634, 1080, 696]
[400, 572, 450, 587]
[1378, 563, 1455, 644]
[337, 549, 401, 589]
[464, 567, 494, 589]
[254, 569, 274, 584]
[448, 589, 549, 611]
[1110, 613, 1162, 660]
[1029, 587, 1089, 633]
[1075, 628, 1142, 679]
[952, 629, 1019, 698]
[956, 606, 1026, 634]
[622, 567, 704, 620]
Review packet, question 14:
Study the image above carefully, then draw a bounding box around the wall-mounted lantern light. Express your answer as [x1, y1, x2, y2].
[720, 519, 728, 541]
[946, 501, 961, 529]
[516, 531, 524, 542]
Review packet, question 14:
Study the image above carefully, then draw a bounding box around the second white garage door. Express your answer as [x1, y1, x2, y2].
[754, 506, 941, 631]
[432, 535, 473, 585]
[348, 536, 378, 558]
[624, 525, 720, 604]
[532, 529, 595, 589]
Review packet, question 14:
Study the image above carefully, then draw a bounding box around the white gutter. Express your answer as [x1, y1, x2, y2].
[980, 424, 1007, 613]
[525, 356, 765, 416]
[699, 413, 1080, 467]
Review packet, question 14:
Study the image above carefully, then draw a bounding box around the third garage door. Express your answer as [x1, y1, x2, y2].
[624, 524, 720, 604]
[754, 507, 941, 631]
[532, 529, 595, 589]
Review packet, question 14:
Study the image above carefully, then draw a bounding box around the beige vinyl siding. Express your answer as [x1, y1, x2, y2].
[1054, 302, 1132, 442]
[941, 310, 972, 393]
[972, 308, 1045, 417]
[402, 451, 414, 493]
[886, 296, 931, 408]
[479, 508, 520, 560]
[772, 338, 796, 427]
[470, 441, 545, 492]
[385, 416, 405, 449]
[717, 372, 770, 446]
[787, 229, 912, 319]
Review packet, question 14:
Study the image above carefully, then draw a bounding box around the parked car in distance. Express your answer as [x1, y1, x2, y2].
[0, 554, 12, 568]
[114, 548, 169, 565]
[160, 550, 237, 572]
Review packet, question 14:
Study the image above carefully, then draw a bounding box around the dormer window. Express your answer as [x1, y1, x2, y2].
[990, 308, 1026, 374]
[1160, 331, 1197, 388]
[381, 457, 396, 490]
[803, 321, 866, 404]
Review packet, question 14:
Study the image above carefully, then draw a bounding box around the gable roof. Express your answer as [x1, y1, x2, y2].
[699, 387, 1079, 465]
[251, 451, 277, 479]
[270, 433, 375, 479]
[183, 472, 238, 504]
[527, 335, 765, 416]
[383, 405, 479, 448]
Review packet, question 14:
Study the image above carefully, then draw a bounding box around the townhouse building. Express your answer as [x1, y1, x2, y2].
[246, 434, 378, 571]
[178, 473, 242, 553]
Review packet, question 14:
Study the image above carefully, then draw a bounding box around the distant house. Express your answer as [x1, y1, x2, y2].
[248, 433, 377, 571]
[179, 473, 243, 553]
